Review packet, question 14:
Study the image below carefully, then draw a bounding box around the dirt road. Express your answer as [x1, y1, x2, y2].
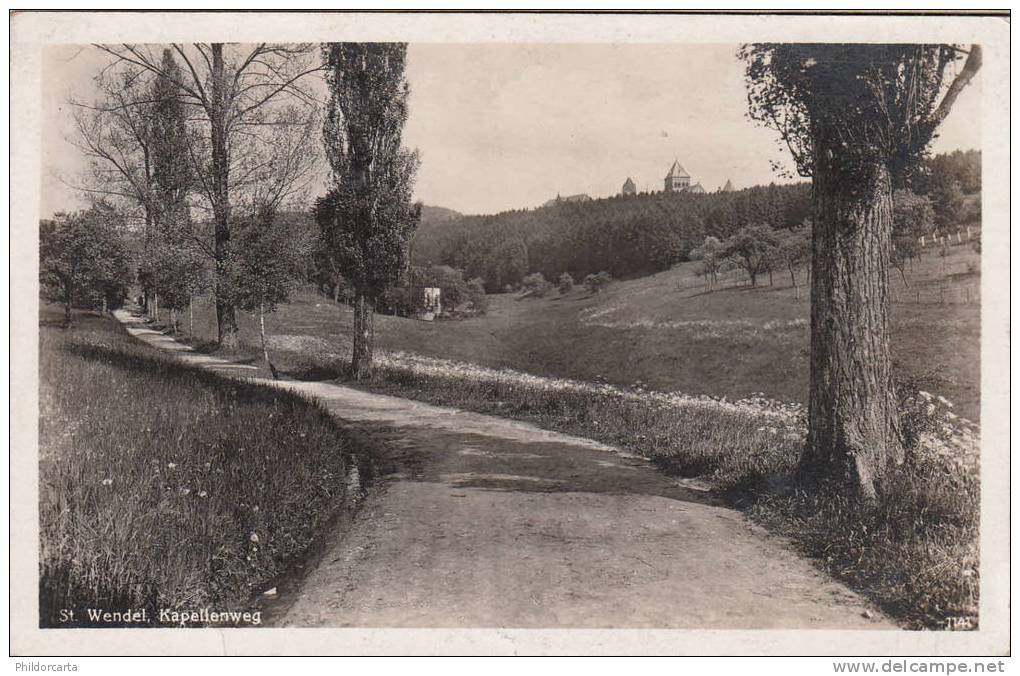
[115, 309, 892, 629]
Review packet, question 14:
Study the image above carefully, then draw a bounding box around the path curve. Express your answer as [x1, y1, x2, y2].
[113, 308, 893, 629]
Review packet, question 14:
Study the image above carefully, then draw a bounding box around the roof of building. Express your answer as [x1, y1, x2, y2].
[623, 177, 635, 187]
[688, 183, 706, 194]
[665, 159, 690, 179]
[542, 193, 593, 208]
[722, 179, 735, 192]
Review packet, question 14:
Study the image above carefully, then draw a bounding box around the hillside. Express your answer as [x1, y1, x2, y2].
[182, 230, 981, 421]
[419, 204, 464, 225]
[411, 182, 813, 290]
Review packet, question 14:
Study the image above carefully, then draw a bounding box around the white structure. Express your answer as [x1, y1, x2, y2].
[421, 287, 442, 321]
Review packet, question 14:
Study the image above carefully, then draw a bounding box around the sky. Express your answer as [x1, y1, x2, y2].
[40, 43, 982, 218]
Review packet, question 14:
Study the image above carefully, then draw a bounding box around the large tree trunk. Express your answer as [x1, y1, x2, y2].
[210, 43, 239, 348]
[800, 139, 903, 501]
[349, 290, 374, 380]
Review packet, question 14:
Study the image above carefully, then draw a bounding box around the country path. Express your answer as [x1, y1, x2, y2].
[113, 308, 894, 630]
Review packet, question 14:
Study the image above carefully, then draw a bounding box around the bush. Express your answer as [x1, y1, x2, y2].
[521, 272, 552, 298]
[558, 272, 574, 294]
[583, 271, 612, 295]
[466, 277, 489, 315]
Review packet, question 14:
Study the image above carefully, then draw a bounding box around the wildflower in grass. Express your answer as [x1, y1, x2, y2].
[250, 532, 260, 544]
[181, 488, 191, 495]
[167, 462, 177, 470]
[101, 478, 113, 486]
[198, 490, 208, 498]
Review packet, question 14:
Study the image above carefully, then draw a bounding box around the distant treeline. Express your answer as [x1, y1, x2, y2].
[410, 150, 980, 293]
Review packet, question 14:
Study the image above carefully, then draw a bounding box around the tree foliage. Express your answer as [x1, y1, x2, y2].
[318, 42, 421, 378]
[40, 206, 134, 323]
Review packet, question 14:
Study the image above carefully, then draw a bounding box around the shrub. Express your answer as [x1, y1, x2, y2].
[466, 277, 489, 314]
[583, 271, 612, 295]
[558, 272, 574, 294]
[521, 272, 552, 298]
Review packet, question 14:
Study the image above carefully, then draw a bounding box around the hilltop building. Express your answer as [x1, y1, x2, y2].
[621, 177, 636, 196]
[722, 179, 736, 192]
[542, 192, 593, 208]
[664, 159, 706, 194]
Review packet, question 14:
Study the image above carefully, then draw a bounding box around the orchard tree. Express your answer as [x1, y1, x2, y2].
[775, 226, 812, 298]
[741, 43, 981, 499]
[317, 42, 422, 379]
[722, 224, 779, 287]
[691, 235, 725, 288]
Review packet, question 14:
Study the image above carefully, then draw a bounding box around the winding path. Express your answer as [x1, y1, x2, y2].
[114, 308, 893, 629]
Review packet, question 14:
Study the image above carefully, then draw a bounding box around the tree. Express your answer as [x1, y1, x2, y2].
[466, 277, 488, 315]
[774, 226, 811, 298]
[558, 272, 575, 294]
[40, 207, 134, 325]
[230, 214, 309, 378]
[742, 43, 981, 500]
[584, 271, 612, 295]
[722, 224, 779, 287]
[318, 42, 421, 379]
[96, 43, 322, 348]
[691, 235, 725, 288]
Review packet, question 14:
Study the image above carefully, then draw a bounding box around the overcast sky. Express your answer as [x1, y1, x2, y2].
[41, 43, 981, 218]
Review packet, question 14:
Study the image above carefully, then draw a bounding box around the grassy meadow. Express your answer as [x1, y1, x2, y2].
[177, 234, 980, 420]
[38, 307, 365, 627]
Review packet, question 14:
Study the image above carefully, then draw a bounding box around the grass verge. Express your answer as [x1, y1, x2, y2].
[38, 308, 368, 627]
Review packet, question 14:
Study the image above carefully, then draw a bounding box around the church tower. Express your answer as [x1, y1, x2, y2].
[664, 160, 691, 192]
[621, 177, 636, 196]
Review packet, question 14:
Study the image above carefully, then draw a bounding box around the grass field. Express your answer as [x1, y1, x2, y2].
[176, 233, 981, 421]
[38, 307, 366, 627]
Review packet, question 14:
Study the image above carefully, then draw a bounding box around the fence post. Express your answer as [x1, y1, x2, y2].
[916, 290, 920, 303]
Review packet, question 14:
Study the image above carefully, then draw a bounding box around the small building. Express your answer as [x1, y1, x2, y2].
[420, 287, 441, 321]
[542, 192, 593, 208]
[722, 179, 736, 192]
[621, 177, 636, 196]
[664, 159, 691, 192]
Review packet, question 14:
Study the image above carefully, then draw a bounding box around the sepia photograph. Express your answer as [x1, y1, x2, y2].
[9, 9, 1011, 659]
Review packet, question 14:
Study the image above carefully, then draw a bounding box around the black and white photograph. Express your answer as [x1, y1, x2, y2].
[9, 9, 1011, 659]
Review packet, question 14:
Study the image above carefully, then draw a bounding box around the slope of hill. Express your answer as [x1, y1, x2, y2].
[181, 231, 980, 421]
[419, 204, 464, 225]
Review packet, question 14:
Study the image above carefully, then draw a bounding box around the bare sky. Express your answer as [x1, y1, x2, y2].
[41, 43, 982, 218]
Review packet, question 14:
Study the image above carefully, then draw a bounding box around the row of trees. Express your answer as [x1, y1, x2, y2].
[65, 42, 420, 378]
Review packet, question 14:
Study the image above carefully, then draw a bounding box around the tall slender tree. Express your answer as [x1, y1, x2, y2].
[317, 42, 421, 379]
[741, 43, 981, 500]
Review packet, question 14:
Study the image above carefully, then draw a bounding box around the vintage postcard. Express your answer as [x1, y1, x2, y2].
[9, 10, 1011, 657]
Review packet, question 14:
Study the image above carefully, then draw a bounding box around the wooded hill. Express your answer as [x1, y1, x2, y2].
[409, 149, 980, 293]
[411, 182, 813, 292]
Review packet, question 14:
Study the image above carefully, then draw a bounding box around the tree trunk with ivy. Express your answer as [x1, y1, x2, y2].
[799, 137, 903, 500]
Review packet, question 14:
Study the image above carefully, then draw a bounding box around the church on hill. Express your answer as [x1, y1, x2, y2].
[664, 159, 705, 194]
[621, 177, 636, 196]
